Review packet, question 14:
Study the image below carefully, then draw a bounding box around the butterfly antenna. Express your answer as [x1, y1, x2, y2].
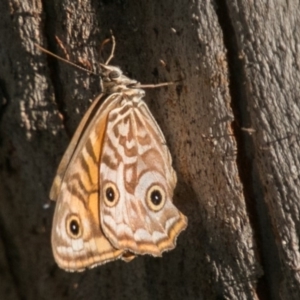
[137, 77, 185, 89]
[104, 31, 116, 65]
[137, 82, 175, 89]
[34, 43, 98, 76]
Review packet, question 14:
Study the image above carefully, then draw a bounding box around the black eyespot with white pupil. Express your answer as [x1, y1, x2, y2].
[66, 215, 82, 238]
[70, 219, 79, 235]
[146, 185, 166, 212]
[150, 189, 162, 206]
[106, 187, 115, 202]
[103, 182, 119, 207]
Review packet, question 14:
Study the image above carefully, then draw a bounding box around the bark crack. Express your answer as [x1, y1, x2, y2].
[214, 1, 279, 299]
[0, 206, 22, 300]
[39, 0, 70, 137]
[0, 78, 10, 128]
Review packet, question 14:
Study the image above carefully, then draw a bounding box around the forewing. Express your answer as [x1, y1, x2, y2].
[50, 93, 103, 200]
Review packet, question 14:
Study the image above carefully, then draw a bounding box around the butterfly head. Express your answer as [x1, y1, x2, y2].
[100, 64, 141, 93]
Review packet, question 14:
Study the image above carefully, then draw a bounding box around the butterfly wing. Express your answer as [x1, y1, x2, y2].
[50, 93, 133, 271]
[50, 93, 103, 200]
[99, 99, 187, 256]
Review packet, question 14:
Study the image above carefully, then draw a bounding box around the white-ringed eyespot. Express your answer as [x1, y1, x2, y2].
[103, 182, 119, 207]
[66, 214, 82, 239]
[146, 184, 166, 212]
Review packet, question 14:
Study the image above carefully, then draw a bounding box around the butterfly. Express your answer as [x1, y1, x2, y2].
[47, 36, 188, 272]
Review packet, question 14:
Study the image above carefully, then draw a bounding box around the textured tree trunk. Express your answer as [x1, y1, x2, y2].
[0, 0, 298, 299]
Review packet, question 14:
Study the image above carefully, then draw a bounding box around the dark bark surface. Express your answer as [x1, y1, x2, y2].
[0, 0, 298, 299]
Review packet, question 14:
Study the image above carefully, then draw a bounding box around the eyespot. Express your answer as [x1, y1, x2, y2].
[109, 70, 120, 79]
[66, 215, 82, 239]
[146, 184, 166, 212]
[103, 182, 119, 207]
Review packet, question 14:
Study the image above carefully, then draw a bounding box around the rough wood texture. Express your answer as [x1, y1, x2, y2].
[0, 0, 297, 299]
[226, 2, 300, 299]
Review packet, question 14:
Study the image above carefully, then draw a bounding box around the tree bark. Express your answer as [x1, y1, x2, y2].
[0, 0, 298, 299]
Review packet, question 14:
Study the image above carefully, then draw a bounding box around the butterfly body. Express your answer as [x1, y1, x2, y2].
[50, 64, 187, 272]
